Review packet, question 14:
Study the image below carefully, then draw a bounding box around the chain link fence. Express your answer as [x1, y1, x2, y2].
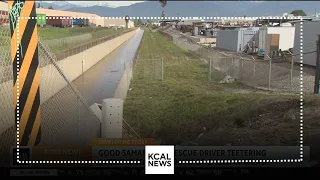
[42, 33, 93, 50]
[161, 29, 314, 93]
[0, 23, 102, 164]
[43, 28, 137, 62]
[37, 40, 101, 146]
[0, 23, 15, 166]
[205, 49, 313, 93]
[133, 57, 164, 81]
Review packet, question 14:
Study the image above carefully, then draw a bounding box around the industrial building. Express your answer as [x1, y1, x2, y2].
[293, 20, 319, 66]
[102, 18, 134, 28]
[36, 8, 134, 28]
[216, 27, 259, 52]
[215, 24, 296, 57]
[258, 26, 295, 51]
[0, 1, 134, 28]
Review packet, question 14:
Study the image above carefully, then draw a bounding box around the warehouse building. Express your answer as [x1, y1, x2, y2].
[102, 18, 134, 28]
[216, 27, 259, 52]
[0, 1, 135, 28]
[216, 25, 296, 57]
[293, 20, 319, 66]
[36, 8, 103, 27]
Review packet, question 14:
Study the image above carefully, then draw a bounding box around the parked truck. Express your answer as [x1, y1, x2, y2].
[46, 16, 72, 27]
[72, 18, 86, 27]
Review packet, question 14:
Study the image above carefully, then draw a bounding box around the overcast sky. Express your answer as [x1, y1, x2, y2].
[64, 1, 143, 7]
[45, 1, 264, 8]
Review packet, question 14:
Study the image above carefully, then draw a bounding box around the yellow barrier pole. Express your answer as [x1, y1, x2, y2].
[8, 0, 42, 146]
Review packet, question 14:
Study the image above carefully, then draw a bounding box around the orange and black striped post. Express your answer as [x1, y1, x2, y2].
[8, 0, 42, 146]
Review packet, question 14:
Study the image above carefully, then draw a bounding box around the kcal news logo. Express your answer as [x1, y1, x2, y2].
[145, 146, 174, 174]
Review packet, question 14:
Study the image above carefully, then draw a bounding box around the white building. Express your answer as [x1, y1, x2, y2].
[216, 27, 259, 52]
[259, 26, 295, 59]
[103, 19, 134, 28]
[293, 20, 319, 66]
[216, 25, 296, 56]
[152, 22, 161, 26]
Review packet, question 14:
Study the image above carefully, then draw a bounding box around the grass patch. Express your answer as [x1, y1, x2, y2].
[0, 26, 128, 62]
[37, 27, 124, 40]
[124, 29, 318, 146]
[38, 27, 126, 53]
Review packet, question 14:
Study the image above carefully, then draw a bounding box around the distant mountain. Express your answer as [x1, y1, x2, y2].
[62, 1, 111, 8]
[36, 1, 112, 10]
[64, 1, 320, 17]
[36, 1, 78, 10]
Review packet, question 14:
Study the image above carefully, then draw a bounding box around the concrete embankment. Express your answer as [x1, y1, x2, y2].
[0, 28, 141, 134]
[112, 30, 144, 101]
[41, 28, 141, 103]
[71, 30, 144, 105]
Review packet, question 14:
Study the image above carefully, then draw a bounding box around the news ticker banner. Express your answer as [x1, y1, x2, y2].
[11, 138, 311, 168]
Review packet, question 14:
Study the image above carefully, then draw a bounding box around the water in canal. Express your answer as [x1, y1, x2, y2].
[72, 30, 144, 106]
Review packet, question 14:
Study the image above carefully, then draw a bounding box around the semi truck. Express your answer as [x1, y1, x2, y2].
[72, 18, 89, 27]
[46, 16, 72, 27]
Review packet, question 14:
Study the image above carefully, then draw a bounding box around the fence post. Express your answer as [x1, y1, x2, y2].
[315, 37, 320, 94]
[231, 57, 234, 77]
[77, 96, 81, 138]
[209, 57, 212, 81]
[161, 57, 164, 81]
[252, 56, 256, 75]
[290, 53, 293, 89]
[240, 55, 244, 82]
[101, 98, 123, 138]
[82, 49, 85, 85]
[268, 55, 272, 90]
[153, 57, 155, 78]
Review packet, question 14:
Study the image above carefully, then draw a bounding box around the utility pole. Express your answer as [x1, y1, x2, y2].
[314, 35, 320, 94]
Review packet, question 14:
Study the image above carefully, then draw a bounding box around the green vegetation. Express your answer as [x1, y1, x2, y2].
[38, 27, 126, 52]
[37, 27, 124, 40]
[0, 26, 129, 62]
[290, 9, 307, 16]
[124, 29, 320, 147]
